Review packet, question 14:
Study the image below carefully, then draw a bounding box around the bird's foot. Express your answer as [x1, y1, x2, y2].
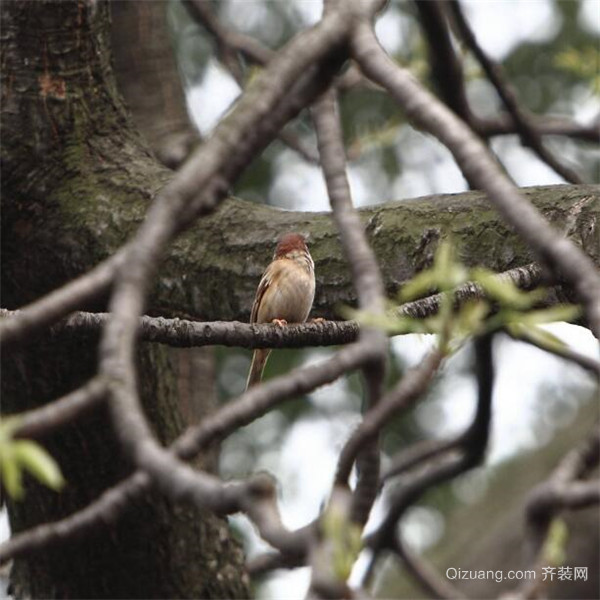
[271, 318, 288, 327]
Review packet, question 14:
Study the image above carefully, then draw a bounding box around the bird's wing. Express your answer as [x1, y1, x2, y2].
[250, 260, 278, 324]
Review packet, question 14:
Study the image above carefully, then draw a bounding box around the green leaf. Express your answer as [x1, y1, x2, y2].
[347, 306, 432, 336]
[433, 240, 468, 290]
[456, 300, 490, 338]
[471, 268, 545, 309]
[0, 446, 23, 500]
[542, 518, 568, 566]
[517, 305, 581, 326]
[322, 503, 362, 581]
[399, 270, 439, 302]
[507, 323, 568, 352]
[0, 416, 22, 443]
[13, 440, 65, 492]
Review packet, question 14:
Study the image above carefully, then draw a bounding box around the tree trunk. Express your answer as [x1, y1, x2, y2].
[110, 0, 201, 169]
[1, 2, 248, 597]
[110, 0, 217, 436]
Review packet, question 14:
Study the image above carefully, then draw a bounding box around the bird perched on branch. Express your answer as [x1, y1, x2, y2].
[246, 233, 315, 389]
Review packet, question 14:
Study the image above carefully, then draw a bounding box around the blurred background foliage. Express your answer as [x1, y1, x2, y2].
[165, 1, 598, 597]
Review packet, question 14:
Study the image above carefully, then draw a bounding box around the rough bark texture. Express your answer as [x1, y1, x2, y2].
[156, 184, 598, 321]
[110, 0, 218, 444]
[110, 1, 201, 168]
[1, 2, 248, 598]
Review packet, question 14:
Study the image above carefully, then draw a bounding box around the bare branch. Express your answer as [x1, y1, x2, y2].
[504, 426, 600, 599]
[0, 249, 126, 349]
[414, 0, 473, 126]
[335, 350, 443, 486]
[0, 260, 548, 349]
[351, 20, 600, 338]
[2, 309, 359, 349]
[382, 436, 460, 482]
[390, 536, 467, 599]
[505, 328, 600, 378]
[11, 378, 107, 441]
[312, 92, 386, 313]
[525, 425, 600, 558]
[173, 340, 375, 460]
[246, 550, 302, 576]
[448, 0, 583, 185]
[182, 0, 320, 165]
[478, 114, 600, 143]
[0, 340, 373, 564]
[0, 470, 150, 565]
[183, 0, 274, 66]
[312, 88, 388, 527]
[366, 334, 494, 554]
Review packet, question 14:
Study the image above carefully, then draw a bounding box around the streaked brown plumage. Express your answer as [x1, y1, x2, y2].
[246, 233, 315, 389]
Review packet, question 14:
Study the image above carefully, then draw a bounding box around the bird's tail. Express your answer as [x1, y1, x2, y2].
[246, 349, 271, 390]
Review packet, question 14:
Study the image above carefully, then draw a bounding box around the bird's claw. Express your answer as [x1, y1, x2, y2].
[271, 318, 288, 327]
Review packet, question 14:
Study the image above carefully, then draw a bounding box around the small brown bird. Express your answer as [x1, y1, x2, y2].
[246, 233, 315, 389]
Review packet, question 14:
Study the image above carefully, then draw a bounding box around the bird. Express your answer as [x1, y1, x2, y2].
[246, 232, 315, 390]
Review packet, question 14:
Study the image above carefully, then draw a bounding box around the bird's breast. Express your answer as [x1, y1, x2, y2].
[257, 261, 315, 324]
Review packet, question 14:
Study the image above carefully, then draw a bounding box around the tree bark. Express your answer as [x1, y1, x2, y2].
[110, 0, 217, 437]
[1, 2, 248, 598]
[110, 1, 201, 169]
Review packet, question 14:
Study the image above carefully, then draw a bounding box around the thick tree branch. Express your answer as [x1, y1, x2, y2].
[2, 185, 596, 349]
[313, 88, 388, 529]
[351, 20, 600, 339]
[0, 260, 553, 353]
[99, 3, 358, 516]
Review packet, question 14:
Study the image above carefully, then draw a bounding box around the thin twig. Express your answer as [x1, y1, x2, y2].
[365, 334, 494, 557]
[12, 378, 108, 440]
[99, 4, 357, 521]
[183, 0, 320, 165]
[448, 0, 583, 184]
[504, 425, 600, 599]
[0, 340, 373, 564]
[335, 350, 443, 486]
[382, 436, 460, 482]
[312, 88, 388, 529]
[391, 536, 466, 599]
[351, 19, 600, 338]
[505, 328, 600, 378]
[478, 114, 600, 143]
